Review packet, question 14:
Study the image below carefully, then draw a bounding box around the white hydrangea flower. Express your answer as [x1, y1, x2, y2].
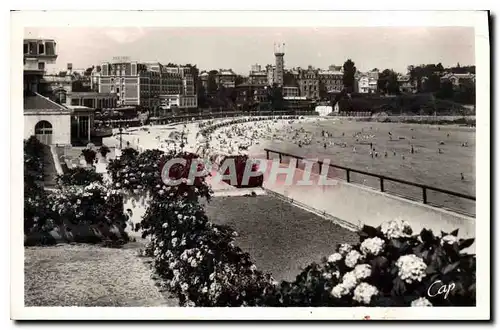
[338, 243, 353, 256]
[411, 297, 433, 307]
[360, 237, 385, 256]
[342, 271, 358, 291]
[185, 300, 195, 307]
[181, 282, 189, 292]
[322, 272, 332, 280]
[331, 284, 350, 298]
[353, 282, 379, 305]
[327, 253, 343, 264]
[345, 250, 364, 268]
[396, 254, 427, 284]
[353, 264, 372, 280]
[381, 218, 412, 239]
[440, 234, 459, 246]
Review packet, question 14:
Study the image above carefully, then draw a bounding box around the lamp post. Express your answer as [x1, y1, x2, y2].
[118, 125, 123, 149]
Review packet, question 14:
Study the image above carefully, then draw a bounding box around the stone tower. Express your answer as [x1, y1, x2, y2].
[274, 43, 285, 87]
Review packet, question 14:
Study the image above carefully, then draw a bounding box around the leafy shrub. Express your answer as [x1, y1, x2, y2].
[99, 145, 111, 158]
[81, 148, 97, 165]
[57, 167, 103, 186]
[24, 136, 47, 233]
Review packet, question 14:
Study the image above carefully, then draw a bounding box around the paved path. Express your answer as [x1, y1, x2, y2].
[25, 244, 178, 307]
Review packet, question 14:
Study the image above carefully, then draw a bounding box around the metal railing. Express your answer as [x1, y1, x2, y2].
[264, 148, 475, 216]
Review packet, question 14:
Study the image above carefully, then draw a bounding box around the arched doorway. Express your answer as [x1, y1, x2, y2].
[35, 120, 53, 145]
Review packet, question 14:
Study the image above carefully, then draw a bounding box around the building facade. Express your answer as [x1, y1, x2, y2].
[397, 74, 417, 93]
[248, 64, 268, 86]
[282, 86, 300, 98]
[66, 92, 118, 109]
[266, 65, 276, 86]
[318, 69, 344, 95]
[215, 69, 236, 88]
[296, 66, 320, 100]
[355, 71, 379, 94]
[98, 60, 185, 108]
[440, 73, 476, 88]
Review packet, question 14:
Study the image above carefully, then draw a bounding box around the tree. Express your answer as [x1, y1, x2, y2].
[378, 69, 400, 95]
[422, 74, 441, 93]
[342, 59, 357, 93]
[84, 66, 94, 77]
[267, 84, 284, 111]
[436, 80, 454, 100]
[207, 70, 219, 95]
[235, 75, 245, 86]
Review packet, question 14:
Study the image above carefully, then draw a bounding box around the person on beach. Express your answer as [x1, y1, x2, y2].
[353, 146, 356, 153]
[384, 151, 388, 157]
[461, 173, 465, 181]
[411, 145, 414, 154]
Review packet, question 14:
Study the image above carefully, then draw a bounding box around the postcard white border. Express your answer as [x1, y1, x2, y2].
[10, 10, 490, 320]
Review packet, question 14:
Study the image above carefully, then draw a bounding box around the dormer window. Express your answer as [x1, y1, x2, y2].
[38, 43, 45, 55]
[23, 43, 28, 54]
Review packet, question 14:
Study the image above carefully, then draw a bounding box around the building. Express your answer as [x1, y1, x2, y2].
[355, 70, 379, 94]
[24, 38, 71, 145]
[248, 64, 268, 86]
[318, 69, 344, 96]
[266, 65, 276, 86]
[215, 69, 237, 88]
[234, 83, 268, 107]
[199, 71, 209, 90]
[158, 94, 197, 115]
[397, 74, 417, 93]
[296, 66, 320, 100]
[66, 91, 118, 109]
[274, 43, 285, 87]
[282, 86, 300, 98]
[440, 73, 476, 87]
[98, 59, 186, 108]
[24, 38, 98, 146]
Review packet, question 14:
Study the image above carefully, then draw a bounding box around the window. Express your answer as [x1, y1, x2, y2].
[38, 43, 45, 54]
[23, 43, 28, 54]
[116, 88, 120, 94]
[38, 62, 45, 70]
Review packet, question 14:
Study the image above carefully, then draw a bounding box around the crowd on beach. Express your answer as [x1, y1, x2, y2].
[107, 116, 471, 182]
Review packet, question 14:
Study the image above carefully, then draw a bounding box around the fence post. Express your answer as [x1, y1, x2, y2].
[422, 187, 427, 204]
[346, 169, 350, 182]
[266, 150, 269, 160]
[380, 177, 384, 192]
[279, 153, 282, 163]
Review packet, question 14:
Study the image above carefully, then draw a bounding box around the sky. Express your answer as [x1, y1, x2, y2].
[24, 27, 475, 75]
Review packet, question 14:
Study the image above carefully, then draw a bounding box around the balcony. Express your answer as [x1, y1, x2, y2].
[23, 39, 58, 63]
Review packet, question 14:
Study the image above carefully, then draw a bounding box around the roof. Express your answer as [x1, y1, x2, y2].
[318, 70, 343, 75]
[24, 92, 70, 114]
[441, 73, 475, 80]
[67, 91, 117, 98]
[249, 71, 267, 76]
[218, 69, 236, 76]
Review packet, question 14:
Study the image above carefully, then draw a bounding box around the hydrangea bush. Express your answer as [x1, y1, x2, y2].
[107, 147, 476, 307]
[25, 182, 126, 235]
[280, 219, 476, 307]
[56, 167, 104, 186]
